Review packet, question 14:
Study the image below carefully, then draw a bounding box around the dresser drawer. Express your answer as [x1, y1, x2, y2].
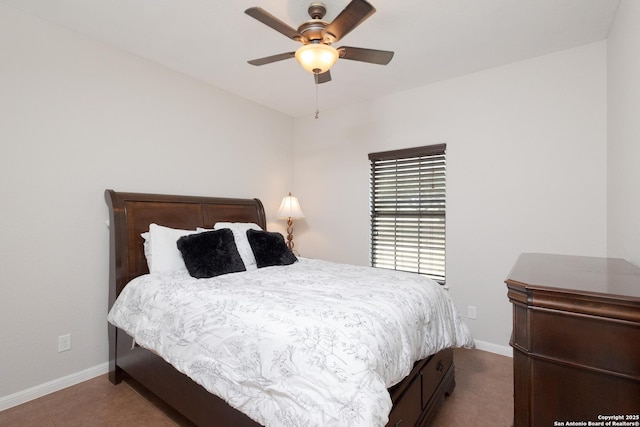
[531, 309, 640, 377]
[422, 348, 453, 406]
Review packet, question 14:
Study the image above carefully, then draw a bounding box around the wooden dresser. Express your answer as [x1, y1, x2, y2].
[505, 253, 640, 426]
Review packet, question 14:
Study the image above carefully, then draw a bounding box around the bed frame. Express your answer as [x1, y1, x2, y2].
[106, 189, 457, 427]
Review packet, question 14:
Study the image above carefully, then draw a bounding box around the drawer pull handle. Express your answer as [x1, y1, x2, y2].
[436, 360, 444, 372]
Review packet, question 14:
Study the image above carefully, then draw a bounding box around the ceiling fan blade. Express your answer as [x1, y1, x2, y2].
[323, 0, 376, 43]
[338, 46, 394, 65]
[314, 71, 332, 84]
[245, 7, 307, 43]
[248, 52, 296, 66]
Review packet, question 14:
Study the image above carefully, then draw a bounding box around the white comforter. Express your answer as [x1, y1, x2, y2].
[107, 258, 474, 427]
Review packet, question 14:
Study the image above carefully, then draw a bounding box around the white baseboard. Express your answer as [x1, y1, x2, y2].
[473, 339, 513, 357]
[0, 362, 109, 412]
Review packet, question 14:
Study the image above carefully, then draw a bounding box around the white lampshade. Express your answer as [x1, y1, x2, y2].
[277, 193, 305, 219]
[295, 44, 339, 74]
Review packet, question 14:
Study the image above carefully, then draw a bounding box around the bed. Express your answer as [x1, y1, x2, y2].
[105, 189, 473, 427]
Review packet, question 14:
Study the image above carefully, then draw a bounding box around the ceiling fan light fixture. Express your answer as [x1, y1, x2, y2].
[295, 43, 339, 74]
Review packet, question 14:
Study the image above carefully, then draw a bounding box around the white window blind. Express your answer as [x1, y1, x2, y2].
[369, 144, 446, 283]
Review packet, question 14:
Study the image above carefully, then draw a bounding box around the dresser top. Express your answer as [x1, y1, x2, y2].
[506, 253, 640, 300]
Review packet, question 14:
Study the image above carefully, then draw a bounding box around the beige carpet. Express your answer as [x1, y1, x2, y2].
[0, 348, 513, 426]
[430, 348, 513, 426]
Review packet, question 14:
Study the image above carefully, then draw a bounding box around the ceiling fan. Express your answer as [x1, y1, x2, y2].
[245, 0, 394, 84]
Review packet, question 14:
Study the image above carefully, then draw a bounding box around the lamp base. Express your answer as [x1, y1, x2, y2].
[285, 217, 295, 251]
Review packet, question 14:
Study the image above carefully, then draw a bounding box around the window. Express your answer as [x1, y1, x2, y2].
[369, 144, 446, 283]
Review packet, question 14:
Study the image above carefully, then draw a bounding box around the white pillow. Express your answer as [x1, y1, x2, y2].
[212, 222, 263, 271]
[147, 223, 199, 274]
[141, 231, 152, 271]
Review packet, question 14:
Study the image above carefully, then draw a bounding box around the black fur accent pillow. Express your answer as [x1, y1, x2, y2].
[246, 229, 297, 268]
[176, 229, 246, 278]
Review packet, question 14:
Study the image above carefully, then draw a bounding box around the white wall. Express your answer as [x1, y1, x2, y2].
[0, 4, 293, 401]
[294, 42, 608, 348]
[607, 0, 640, 266]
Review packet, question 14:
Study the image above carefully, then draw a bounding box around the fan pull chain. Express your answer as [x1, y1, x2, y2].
[315, 82, 320, 119]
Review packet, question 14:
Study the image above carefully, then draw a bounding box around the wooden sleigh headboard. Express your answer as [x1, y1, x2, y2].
[104, 189, 266, 309]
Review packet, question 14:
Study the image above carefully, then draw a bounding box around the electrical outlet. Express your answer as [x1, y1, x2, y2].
[467, 306, 477, 320]
[58, 334, 71, 352]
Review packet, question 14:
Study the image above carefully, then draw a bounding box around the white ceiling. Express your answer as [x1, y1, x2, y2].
[1, 0, 620, 117]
